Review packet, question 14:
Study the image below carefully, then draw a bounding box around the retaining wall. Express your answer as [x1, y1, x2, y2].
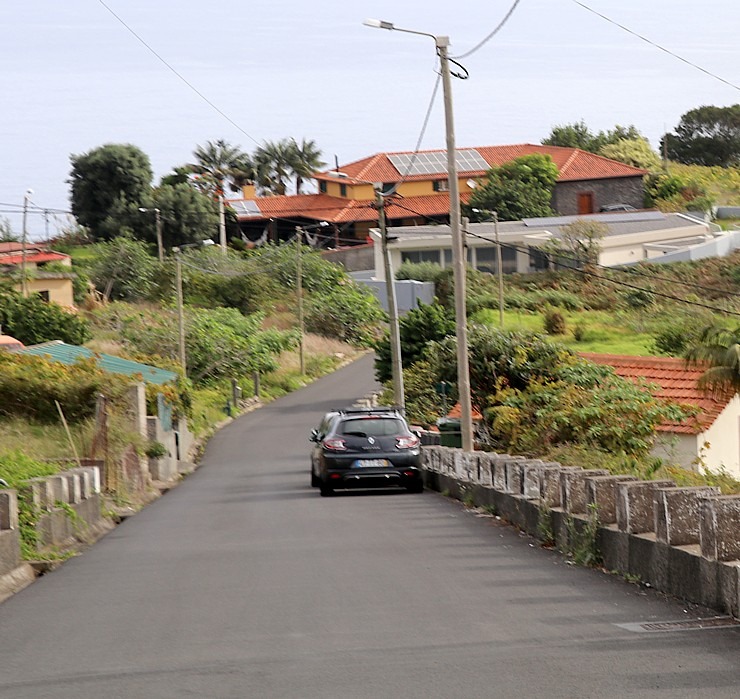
[422, 446, 740, 618]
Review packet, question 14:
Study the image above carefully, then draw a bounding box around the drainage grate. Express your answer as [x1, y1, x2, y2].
[617, 617, 740, 633]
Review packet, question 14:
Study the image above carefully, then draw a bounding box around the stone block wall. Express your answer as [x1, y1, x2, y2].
[20, 465, 106, 554]
[421, 446, 740, 618]
[0, 489, 21, 578]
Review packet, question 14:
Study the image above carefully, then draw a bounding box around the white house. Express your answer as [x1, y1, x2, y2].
[369, 211, 732, 280]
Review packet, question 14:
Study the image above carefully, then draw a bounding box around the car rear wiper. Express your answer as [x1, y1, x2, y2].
[343, 431, 368, 438]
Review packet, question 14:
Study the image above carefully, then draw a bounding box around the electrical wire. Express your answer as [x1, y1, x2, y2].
[570, 0, 740, 92]
[452, 0, 522, 60]
[96, 0, 261, 145]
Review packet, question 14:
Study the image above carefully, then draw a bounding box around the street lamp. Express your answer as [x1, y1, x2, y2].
[172, 239, 215, 372]
[326, 172, 405, 413]
[138, 207, 164, 262]
[364, 18, 473, 450]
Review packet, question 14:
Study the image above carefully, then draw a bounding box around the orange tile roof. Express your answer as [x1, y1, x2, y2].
[227, 192, 471, 225]
[447, 403, 483, 421]
[316, 144, 646, 184]
[0, 251, 69, 266]
[581, 353, 733, 434]
[0, 242, 45, 253]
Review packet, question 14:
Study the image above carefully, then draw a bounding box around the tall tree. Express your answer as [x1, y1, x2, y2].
[289, 138, 325, 194]
[599, 137, 662, 170]
[149, 183, 220, 249]
[466, 154, 559, 221]
[69, 144, 153, 241]
[253, 139, 295, 195]
[0, 217, 18, 242]
[542, 120, 644, 154]
[661, 104, 740, 167]
[188, 140, 254, 251]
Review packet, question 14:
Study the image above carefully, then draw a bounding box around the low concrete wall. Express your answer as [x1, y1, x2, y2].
[20, 465, 109, 554]
[0, 489, 21, 579]
[421, 446, 740, 618]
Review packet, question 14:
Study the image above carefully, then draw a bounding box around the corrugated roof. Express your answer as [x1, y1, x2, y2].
[581, 353, 732, 434]
[19, 341, 177, 386]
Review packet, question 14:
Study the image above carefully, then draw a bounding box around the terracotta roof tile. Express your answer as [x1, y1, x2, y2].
[581, 353, 733, 435]
[0, 251, 69, 266]
[227, 192, 471, 225]
[316, 144, 646, 184]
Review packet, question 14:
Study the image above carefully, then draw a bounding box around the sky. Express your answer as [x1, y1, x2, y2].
[1, 0, 738, 240]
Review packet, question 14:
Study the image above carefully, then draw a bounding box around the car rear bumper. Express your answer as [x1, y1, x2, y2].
[324, 465, 422, 490]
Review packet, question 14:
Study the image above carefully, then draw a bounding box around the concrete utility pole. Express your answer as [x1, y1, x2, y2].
[363, 18, 474, 449]
[377, 187, 405, 413]
[21, 189, 32, 298]
[494, 211, 504, 328]
[174, 248, 186, 371]
[363, 19, 474, 451]
[295, 227, 305, 375]
[437, 37, 474, 452]
[139, 207, 164, 262]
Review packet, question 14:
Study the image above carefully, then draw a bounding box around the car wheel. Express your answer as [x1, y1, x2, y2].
[407, 480, 424, 494]
[319, 481, 334, 497]
[311, 468, 320, 487]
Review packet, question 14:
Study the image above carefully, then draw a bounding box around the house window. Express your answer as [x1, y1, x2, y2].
[381, 183, 395, 194]
[340, 184, 347, 197]
[401, 250, 442, 265]
[36, 290, 50, 303]
[475, 245, 517, 274]
[319, 181, 327, 193]
[433, 180, 450, 192]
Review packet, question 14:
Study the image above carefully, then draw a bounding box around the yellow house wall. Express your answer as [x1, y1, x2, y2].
[15, 277, 75, 308]
[323, 176, 479, 200]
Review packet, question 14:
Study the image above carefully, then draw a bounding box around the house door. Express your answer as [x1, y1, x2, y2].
[577, 192, 594, 214]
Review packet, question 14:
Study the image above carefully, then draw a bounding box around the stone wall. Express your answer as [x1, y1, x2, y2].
[21, 465, 109, 554]
[422, 446, 740, 618]
[553, 176, 645, 215]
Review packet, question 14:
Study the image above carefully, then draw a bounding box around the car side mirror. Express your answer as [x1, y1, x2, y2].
[310, 429, 319, 442]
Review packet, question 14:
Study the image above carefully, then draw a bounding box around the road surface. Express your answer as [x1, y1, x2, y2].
[0, 355, 738, 698]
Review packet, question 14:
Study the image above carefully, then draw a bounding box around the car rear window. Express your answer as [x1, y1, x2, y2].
[338, 417, 404, 437]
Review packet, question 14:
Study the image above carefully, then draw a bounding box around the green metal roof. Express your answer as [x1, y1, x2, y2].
[19, 341, 178, 386]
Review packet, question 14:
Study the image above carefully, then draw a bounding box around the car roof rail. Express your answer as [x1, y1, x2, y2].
[338, 406, 400, 415]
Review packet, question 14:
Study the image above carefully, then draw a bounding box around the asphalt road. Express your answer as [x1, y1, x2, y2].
[0, 354, 738, 698]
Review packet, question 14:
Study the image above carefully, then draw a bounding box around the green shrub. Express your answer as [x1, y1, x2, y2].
[0, 290, 90, 345]
[543, 307, 567, 335]
[396, 261, 447, 283]
[0, 352, 130, 423]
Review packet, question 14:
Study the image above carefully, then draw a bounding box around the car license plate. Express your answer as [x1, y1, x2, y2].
[353, 459, 389, 468]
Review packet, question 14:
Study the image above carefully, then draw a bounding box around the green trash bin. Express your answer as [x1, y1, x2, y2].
[437, 418, 462, 448]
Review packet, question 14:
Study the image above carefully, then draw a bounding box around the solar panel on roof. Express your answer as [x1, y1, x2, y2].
[388, 149, 489, 177]
[232, 200, 262, 217]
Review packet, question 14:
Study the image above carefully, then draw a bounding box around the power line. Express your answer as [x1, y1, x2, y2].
[570, 0, 740, 92]
[96, 0, 261, 145]
[452, 0, 522, 59]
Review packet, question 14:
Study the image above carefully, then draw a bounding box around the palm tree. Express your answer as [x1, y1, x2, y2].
[289, 138, 325, 194]
[253, 139, 295, 195]
[685, 325, 740, 396]
[188, 140, 255, 251]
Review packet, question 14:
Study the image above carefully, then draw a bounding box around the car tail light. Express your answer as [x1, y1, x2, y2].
[396, 435, 420, 449]
[323, 438, 347, 451]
